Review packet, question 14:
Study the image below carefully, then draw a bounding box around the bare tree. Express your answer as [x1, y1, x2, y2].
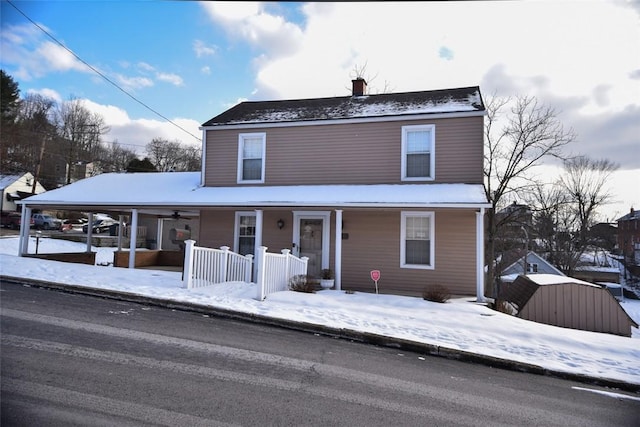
[146, 138, 201, 172]
[484, 95, 575, 295]
[557, 156, 618, 275]
[348, 62, 393, 94]
[56, 98, 109, 184]
[93, 140, 139, 174]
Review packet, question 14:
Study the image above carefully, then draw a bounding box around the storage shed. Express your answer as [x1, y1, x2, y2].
[500, 274, 638, 337]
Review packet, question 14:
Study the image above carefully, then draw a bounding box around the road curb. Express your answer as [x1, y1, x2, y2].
[2, 275, 639, 394]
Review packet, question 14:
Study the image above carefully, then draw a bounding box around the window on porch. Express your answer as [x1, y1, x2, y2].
[235, 212, 256, 255]
[401, 211, 434, 269]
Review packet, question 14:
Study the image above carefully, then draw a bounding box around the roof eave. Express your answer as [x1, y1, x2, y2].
[200, 110, 486, 131]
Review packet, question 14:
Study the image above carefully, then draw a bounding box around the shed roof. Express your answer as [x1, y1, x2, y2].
[500, 274, 600, 311]
[202, 86, 484, 127]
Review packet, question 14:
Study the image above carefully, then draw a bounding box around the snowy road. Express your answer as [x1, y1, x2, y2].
[2, 282, 639, 426]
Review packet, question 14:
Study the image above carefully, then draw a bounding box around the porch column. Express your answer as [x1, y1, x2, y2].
[117, 215, 124, 250]
[128, 208, 138, 269]
[86, 212, 93, 253]
[476, 207, 486, 302]
[156, 218, 164, 250]
[18, 205, 31, 256]
[334, 209, 343, 291]
[254, 209, 263, 282]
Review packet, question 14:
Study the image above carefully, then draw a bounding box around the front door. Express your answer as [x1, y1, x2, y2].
[293, 212, 330, 278]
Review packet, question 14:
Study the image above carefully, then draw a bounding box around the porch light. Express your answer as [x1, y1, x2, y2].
[277, 219, 285, 229]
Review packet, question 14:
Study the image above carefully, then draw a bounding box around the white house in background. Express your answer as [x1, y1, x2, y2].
[500, 251, 565, 283]
[0, 173, 46, 213]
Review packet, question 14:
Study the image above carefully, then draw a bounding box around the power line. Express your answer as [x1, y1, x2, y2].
[5, 0, 202, 143]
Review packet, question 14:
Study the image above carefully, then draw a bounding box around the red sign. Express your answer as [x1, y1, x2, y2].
[370, 270, 380, 282]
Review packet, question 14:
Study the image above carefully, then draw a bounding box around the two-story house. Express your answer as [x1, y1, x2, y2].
[197, 79, 489, 297]
[17, 79, 490, 299]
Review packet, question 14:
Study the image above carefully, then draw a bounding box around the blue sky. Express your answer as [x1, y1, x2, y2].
[1, 1, 639, 218]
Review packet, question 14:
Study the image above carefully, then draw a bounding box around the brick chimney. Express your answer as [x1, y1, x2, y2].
[352, 78, 367, 96]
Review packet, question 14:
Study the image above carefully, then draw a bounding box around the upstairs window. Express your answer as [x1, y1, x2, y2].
[401, 212, 434, 269]
[237, 133, 265, 183]
[401, 125, 435, 181]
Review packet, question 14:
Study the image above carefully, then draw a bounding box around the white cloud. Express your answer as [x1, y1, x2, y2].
[115, 74, 154, 91]
[193, 40, 217, 58]
[1, 24, 90, 80]
[136, 62, 155, 73]
[200, 2, 304, 57]
[201, 66, 211, 75]
[26, 88, 62, 104]
[156, 72, 184, 87]
[81, 99, 201, 153]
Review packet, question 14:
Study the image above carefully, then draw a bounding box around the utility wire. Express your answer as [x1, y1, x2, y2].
[6, 0, 202, 143]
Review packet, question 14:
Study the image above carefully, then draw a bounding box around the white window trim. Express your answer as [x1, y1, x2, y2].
[234, 211, 257, 254]
[401, 124, 435, 181]
[237, 132, 266, 184]
[400, 211, 435, 270]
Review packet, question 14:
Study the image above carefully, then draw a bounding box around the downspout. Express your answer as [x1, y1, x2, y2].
[334, 209, 343, 291]
[200, 128, 207, 187]
[476, 207, 486, 303]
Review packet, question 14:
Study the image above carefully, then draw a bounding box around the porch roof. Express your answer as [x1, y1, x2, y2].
[20, 172, 490, 211]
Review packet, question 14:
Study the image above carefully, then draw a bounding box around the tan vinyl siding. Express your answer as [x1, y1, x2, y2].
[198, 207, 479, 297]
[199, 209, 296, 255]
[204, 116, 483, 186]
[340, 209, 476, 296]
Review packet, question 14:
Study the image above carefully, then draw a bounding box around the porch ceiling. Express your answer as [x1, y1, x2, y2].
[19, 171, 491, 211]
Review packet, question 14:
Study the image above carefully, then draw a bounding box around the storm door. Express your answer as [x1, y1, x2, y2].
[293, 212, 330, 278]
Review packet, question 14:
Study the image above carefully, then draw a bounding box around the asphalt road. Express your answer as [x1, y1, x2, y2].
[1, 281, 639, 426]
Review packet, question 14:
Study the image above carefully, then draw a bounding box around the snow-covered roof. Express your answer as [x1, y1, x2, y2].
[19, 172, 490, 210]
[0, 174, 25, 189]
[617, 208, 639, 222]
[526, 274, 600, 288]
[202, 86, 484, 127]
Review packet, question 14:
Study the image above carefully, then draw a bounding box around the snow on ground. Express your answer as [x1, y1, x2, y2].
[1, 235, 640, 386]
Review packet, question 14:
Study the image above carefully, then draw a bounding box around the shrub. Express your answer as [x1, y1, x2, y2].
[288, 274, 315, 293]
[320, 268, 333, 280]
[422, 284, 451, 303]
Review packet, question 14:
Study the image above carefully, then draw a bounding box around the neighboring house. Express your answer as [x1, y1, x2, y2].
[0, 173, 46, 213]
[617, 208, 640, 267]
[17, 79, 490, 299]
[500, 250, 565, 283]
[500, 274, 638, 337]
[573, 250, 622, 284]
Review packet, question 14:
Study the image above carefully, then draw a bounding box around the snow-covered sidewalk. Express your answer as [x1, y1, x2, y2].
[1, 235, 639, 387]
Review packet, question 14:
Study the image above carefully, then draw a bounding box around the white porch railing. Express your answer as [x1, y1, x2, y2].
[183, 240, 253, 289]
[255, 246, 308, 301]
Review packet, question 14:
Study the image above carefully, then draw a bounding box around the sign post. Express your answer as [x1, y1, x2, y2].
[370, 270, 380, 294]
